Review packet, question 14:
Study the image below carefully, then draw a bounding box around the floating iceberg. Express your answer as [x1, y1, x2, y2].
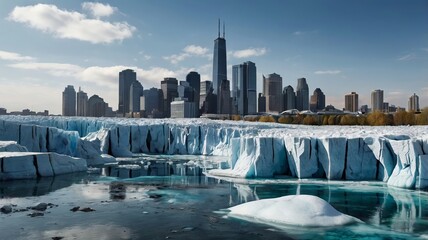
[228, 195, 362, 227]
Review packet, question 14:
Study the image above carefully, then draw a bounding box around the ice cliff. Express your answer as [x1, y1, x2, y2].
[0, 116, 427, 189]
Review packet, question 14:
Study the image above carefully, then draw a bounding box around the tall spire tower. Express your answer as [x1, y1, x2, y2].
[212, 19, 228, 113]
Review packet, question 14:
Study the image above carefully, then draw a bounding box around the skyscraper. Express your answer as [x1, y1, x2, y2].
[212, 20, 227, 113]
[219, 79, 231, 114]
[232, 61, 257, 115]
[296, 78, 309, 111]
[186, 71, 201, 117]
[62, 85, 76, 116]
[310, 88, 325, 112]
[345, 92, 359, 112]
[371, 89, 384, 112]
[258, 93, 266, 113]
[263, 73, 283, 113]
[118, 69, 137, 116]
[76, 87, 88, 116]
[129, 80, 143, 113]
[141, 88, 163, 118]
[283, 85, 296, 110]
[161, 77, 178, 118]
[408, 93, 420, 112]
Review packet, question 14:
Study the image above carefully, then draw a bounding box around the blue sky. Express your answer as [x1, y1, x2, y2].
[0, 0, 427, 114]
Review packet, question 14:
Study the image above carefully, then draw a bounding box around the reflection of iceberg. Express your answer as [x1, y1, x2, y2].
[38, 224, 131, 240]
[1, 116, 428, 189]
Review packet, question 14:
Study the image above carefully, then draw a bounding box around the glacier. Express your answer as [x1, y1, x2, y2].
[0, 115, 427, 189]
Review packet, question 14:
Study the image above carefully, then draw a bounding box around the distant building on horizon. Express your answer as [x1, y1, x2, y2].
[141, 87, 163, 118]
[408, 93, 420, 112]
[344, 92, 359, 112]
[283, 85, 296, 111]
[310, 88, 325, 112]
[118, 69, 137, 116]
[212, 20, 227, 114]
[62, 85, 76, 116]
[296, 78, 309, 111]
[76, 87, 88, 116]
[232, 61, 257, 115]
[171, 97, 197, 118]
[371, 89, 384, 112]
[263, 73, 282, 113]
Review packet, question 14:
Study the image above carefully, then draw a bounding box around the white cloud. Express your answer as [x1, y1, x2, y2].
[397, 54, 415, 61]
[314, 70, 341, 75]
[232, 47, 267, 58]
[293, 30, 319, 36]
[143, 55, 151, 60]
[82, 2, 116, 18]
[183, 45, 209, 55]
[0, 50, 35, 61]
[8, 3, 135, 44]
[9, 62, 83, 77]
[164, 45, 210, 64]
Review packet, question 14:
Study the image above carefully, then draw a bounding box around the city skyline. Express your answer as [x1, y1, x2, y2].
[0, 1, 428, 114]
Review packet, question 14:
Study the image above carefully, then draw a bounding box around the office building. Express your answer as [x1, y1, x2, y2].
[161, 77, 178, 118]
[87, 95, 106, 117]
[186, 71, 201, 117]
[345, 92, 359, 112]
[62, 85, 76, 116]
[263, 73, 283, 113]
[232, 61, 257, 115]
[141, 88, 163, 118]
[371, 89, 384, 112]
[258, 93, 266, 113]
[212, 20, 227, 113]
[76, 87, 88, 116]
[283, 85, 296, 110]
[218, 79, 231, 114]
[296, 78, 309, 111]
[171, 97, 197, 118]
[408, 93, 420, 112]
[118, 69, 137, 116]
[310, 88, 325, 112]
[129, 80, 143, 113]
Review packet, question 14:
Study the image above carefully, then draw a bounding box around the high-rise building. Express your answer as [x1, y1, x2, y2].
[283, 85, 296, 110]
[186, 71, 201, 117]
[344, 92, 359, 112]
[118, 69, 137, 116]
[161, 78, 178, 118]
[310, 88, 325, 112]
[263, 73, 283, 113]
[212, 20, 227, 113]
[219, 79, 231, 114]
[141, 88, 163, 118]
[62, 85, 76, 116]
[87, 95, 106, 117]
[76, 87, 88, 116]
[371, 89, 384, 112]
[296, 78, 309, 111]
[258, 93, 266, 113]
[232, 61, 257, 115]
[129, 80, 143, 113]
[408, 93, 420, 112]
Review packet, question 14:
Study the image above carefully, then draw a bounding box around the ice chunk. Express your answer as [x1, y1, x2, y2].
[364, 137, 395, 182]
[387, 139, 423, 188]
[317, 138, 347, 180]
[285, 137, 318, 178]
[34, 153, 54, 177]
[0, 141, 28, 152]
[0, 153, 37, 180]
[228, 195, 362, 227]
[49, 153, 87, 175]
[109, 126, 132, 157]
[346, 138, 377, 180]
[417, 155, 428, 189]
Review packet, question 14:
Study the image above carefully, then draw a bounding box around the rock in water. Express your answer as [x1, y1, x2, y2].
[228, 195, 362, 227]
[32, 203, 48, 211]
[1, 205, 12, 214]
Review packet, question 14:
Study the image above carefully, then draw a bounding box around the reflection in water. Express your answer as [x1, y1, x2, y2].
[39, 224, 132, 240]
[0, 172, 89, 198]
[109, 182, 127, 200]
[228, 180, 428, 237]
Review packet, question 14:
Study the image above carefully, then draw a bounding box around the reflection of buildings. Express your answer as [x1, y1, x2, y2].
[109, 182, 127, 200]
